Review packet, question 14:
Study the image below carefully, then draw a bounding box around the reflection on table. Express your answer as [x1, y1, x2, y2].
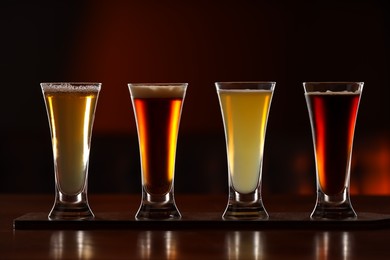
[2, 195, 390, 259]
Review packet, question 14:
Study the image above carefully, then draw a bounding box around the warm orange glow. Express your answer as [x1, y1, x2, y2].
[292, 153, 314, 195]
[353, 137, 390, 195]
[347, 98, 360, 151]
[134, 100, 149, 178]
[291, 135, 390, 195]
[313, 97, 326, 192]
[168, 100, 183, 182]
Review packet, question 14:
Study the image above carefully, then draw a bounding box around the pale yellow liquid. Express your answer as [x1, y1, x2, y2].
[44, 91, 98, 195]
[218, 90, 272, 194]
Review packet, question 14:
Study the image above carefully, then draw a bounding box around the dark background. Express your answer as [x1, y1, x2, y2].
[1, 0, 389, 195]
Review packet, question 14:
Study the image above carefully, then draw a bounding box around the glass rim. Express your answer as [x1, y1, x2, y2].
[128, 83, 188, 87]
[215, 81, 275, 91]
[41, 82, 102, 85]
[303, 82, 363, 94]
[215, 81, 276, 84]
[303, 81, 364, 85]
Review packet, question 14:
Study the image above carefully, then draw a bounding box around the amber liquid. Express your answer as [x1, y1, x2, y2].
[44, 91, 98, 195]
[133, 97, 183, 195]
[306, 92, 360, 195]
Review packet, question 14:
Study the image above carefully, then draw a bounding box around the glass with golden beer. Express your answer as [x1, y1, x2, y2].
[41, 82, 101, 220]
[216, 82, 275, 220]
[304, 82, 363, 219]
[129, 83, 187, 220]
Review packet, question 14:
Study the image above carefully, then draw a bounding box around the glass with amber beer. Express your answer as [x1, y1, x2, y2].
[129, 83, 187, 220]
[216, 82, 275, 220]
[41, 82, 101, 220]
[304, 82, 363, 219]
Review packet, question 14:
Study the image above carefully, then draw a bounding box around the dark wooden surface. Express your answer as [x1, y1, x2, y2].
[2, 194, 390, 259]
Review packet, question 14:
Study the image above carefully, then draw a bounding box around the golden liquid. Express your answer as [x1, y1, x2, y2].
[218, 90, 272, 194]
[44, 91, 98, 195]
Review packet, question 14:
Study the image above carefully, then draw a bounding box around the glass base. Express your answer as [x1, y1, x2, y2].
[223, 189, 268, 220]
[310, 190, 357, 220]
[48, 192, 94, 220]
[136, 190, 181, 220]
[48, 201, 94, 220]
[136, 203, 181, 220]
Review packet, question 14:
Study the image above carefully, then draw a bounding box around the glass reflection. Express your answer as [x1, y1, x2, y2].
[137, 231, 178, 259]
[315, 231, 353, 260]
[50, 231, 94, 259]
[226, 231, 265, 260]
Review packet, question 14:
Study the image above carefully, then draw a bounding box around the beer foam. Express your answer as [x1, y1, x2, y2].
[306, 90, 361, 95]
[41, 83, 101, 92]
[129, 84, 187, 98]
[217, 89, 273, 93]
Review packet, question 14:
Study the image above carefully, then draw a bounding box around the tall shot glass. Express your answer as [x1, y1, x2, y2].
[216, 82, 275, 220]
[41, 83, 101, 220]
[129, 83, 187, 220]
[304, 82, 363, 220]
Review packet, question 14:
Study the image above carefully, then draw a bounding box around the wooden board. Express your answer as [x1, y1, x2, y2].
[13, 212, 390, 230]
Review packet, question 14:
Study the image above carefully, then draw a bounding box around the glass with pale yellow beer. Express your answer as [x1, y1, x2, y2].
[216, 82, 275, 220]
[41, 82, 101, 220]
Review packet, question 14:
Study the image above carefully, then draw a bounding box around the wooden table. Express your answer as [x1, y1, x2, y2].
[2, 194, 390, 259]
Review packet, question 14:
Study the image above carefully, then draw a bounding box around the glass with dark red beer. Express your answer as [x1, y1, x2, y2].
[129, 83, 187, 220]
[304, 82, 363, 219]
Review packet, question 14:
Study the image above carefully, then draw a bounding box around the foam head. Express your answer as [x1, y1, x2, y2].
[128, 83, 188, 98]
[41, 83, 101, 93]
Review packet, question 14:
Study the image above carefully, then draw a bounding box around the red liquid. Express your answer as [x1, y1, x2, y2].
[133, 97, 183, 195]
[306, 93, 360, 195]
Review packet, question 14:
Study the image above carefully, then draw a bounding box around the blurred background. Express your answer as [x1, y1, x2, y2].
[1, 0, 389, 195]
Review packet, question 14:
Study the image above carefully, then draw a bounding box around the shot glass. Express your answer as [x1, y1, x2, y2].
[304, 82, 363, 220]
[129, 83, 187, 220]
[216, 82, 275, 220]
[41, 82, 101, 220]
